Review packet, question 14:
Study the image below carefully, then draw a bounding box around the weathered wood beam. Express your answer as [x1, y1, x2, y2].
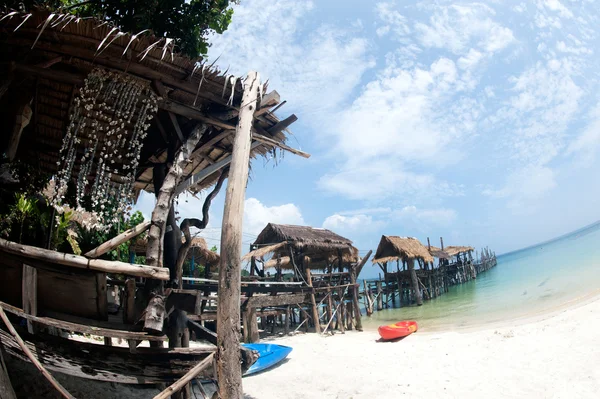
[253, 132, 310, 158]
[216, 71, 260, 399]
[0, 238, 169, 280]
[7, 102, 33, 161]
[259, 90, 280, 109]
[0, 307, 75, 399]
[153, 353, 215, 399]
[187, 319, 218, 346]
[0, 301, 166, 341]
[36, 56, 63, 69]
[174, 141, 261, 195]
[266, 114, 297, 135]
[0, 333, 17, 399]
[21, 264, 37, 334]
[245, 293, 309, 309]
[84, 221, 151, 259]
[153, 80, 185, 143]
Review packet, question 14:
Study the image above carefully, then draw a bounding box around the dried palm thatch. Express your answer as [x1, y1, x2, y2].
[247, 223, 359, 268]
[372, 236, 434, 264]
[443, 246, 475, 257]
[262, 250, 358, 271]
[428, 245, 450, 259]
[186, 237, 219, 264]
[0, 10, 301, 198]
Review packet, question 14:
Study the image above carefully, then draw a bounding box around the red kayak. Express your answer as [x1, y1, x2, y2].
[378, 321, 418, 341]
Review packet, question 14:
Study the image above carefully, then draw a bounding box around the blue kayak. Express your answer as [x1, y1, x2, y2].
[242, 343, 293, 376]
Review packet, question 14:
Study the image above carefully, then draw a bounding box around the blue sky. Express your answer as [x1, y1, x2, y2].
[136, 0, 600, 278]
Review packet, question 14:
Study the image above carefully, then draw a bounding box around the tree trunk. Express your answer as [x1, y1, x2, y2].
[143, 124, 207, 333]
[216, 71, 259, 399]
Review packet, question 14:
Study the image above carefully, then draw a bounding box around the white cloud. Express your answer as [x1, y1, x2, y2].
[208, 0, 374, 117]
[243, 198, 305, 238]
[540, 0, 574, 19]
[322, 214, 386, 234]
[393, 206, 458, 227]
[566, 103, 600, 164]
[414, 4, 514, 55]
[556, 41, 592, 55]
[457, 48, 484, 70]
[375, 1, 411, 38]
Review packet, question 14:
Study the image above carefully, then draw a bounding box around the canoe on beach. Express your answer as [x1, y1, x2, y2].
[242, 343, 293, 376]
[378, 321, 418, 341]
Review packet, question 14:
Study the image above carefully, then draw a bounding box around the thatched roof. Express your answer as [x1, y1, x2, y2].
[251, 223, 358, 260]
[262, 250, 358, 271]
[372, 236, 434, 264]
[428, 245, 450, 259]
[443, 246, 475, 257]
[0, 10, 300, 197]
[186, 237, 219, 264]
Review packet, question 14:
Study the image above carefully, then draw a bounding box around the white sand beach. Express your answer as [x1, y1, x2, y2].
[243, 297, 600, 399]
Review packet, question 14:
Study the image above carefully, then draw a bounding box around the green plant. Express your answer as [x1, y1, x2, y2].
[11, 193, 37, 244]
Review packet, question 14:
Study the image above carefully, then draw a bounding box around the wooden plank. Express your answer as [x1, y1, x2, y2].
[216, 71, 260, 399]
[21, 265, 37, 334]
[153, 353, 215, 399]
[95, 274, 108, 320]
[187, 320, 217, 346]
[0, 307, 75, 399]
[0, 301, 166, 341]
[84, 221, 151, 258]
[0, 333, 17, 399]
[252, 132, 310, 158]
[245, 293, 309, 309]
[259, 91, 280, 109]
[305, 269, 321, 333]
[174, 141, 261, 195]
[0, 328, 214, 384]
[0, 238, 169, 280]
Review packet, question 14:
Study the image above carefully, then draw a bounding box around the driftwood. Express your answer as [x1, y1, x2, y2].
[176, 168, 228, 289]
[0, 307, 75, 399]
[153, 353, 215, 399]
[144, 124, 207, 333]
[0, 238, 169, 280]
[84, 221, 151, 258]
[216, 71, 259, 399]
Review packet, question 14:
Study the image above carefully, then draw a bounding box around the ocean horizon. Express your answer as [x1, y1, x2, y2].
[361, 221, 600, 330]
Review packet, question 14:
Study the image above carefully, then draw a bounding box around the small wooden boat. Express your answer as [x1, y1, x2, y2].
[378, 321, 418, 341]
[241, 343, 292, 376]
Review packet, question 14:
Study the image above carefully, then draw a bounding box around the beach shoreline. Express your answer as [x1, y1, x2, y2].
[243, 294, 600, 398]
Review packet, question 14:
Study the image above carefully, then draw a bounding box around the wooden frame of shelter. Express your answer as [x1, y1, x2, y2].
[0, 10, 310, 399]
[241, 223, 369, 338]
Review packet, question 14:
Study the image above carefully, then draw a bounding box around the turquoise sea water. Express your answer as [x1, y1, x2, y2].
[361, 221, 600, 331]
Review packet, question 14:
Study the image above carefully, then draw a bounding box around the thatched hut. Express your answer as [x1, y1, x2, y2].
[244, 223, 359, 277]
[372, 236, 432, 306]
[0, 8, 309, 392]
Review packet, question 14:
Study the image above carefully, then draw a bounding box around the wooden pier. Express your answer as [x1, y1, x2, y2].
[361, 236, 497, 312]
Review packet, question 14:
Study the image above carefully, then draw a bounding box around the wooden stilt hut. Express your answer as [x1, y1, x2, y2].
[242, 224, 366, 336]
[372, 236, 434, 306]
[0, 9, 309, 398]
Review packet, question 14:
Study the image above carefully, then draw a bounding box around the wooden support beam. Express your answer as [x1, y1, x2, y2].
[153, 353, 215, 399]
[123, 278, 136, 324]
[266, 114, 297, 135]
[84, 221, 151, 258]
[0, 239, 169, 280]
[187, 319, 217, 345]
[216, 71, 259, 399]
[7, 102, 33, 161]
[21, 265, 37, 334]
[305, 269, 321, 333]
[259, 91, 280, 109]
[0, 301, 166, 341]
[0, 333, 17, 399]
[245, 293, 308, 309]
[252, 132, 310, 158]
[0, 307, 75, 399]
[409, 259, 423, 306]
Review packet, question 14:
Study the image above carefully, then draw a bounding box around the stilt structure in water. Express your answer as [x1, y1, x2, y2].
[362, 236, 497, 311]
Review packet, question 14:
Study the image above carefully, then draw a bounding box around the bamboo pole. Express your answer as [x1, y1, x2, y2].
[216, 71, 259, 399]
[84, 221, 151, 258]
[0, 307, 74, 399]
[153, 353, 215, 399]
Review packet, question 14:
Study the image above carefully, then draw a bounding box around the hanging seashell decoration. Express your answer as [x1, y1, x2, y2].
[52, 68, 158, 230]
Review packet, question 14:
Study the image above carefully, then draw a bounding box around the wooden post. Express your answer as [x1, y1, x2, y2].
[284, 306, 291, 335]
[338, 289, 345, 334]
[326, 289, 334, 325]
[123, 278, 136, 324]
[440, 237, 444, 251]
[246, 308, 259, 343]
[22, 265, 37, 334]
[376, 281, 383, 311]
[409, 259, 423, 306]
[305, 268, 321, 333]
[427, 237, 431, 250]
[216, 71, 259, 399]
[349, 268, 363, 330]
